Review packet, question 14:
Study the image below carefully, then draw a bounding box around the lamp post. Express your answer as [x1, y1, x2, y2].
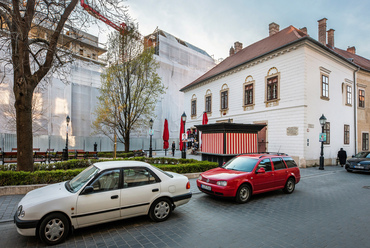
[181, 112, 187, 159]
[319, 114, 327, 170]
[63, 115, 70, 161]
[149, 118, 154, 158]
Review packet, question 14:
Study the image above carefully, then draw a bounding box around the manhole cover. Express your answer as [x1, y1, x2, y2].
[363, 186, 370, 189]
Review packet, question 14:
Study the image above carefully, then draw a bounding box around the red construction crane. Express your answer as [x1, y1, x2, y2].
[80, 0, 126, 33]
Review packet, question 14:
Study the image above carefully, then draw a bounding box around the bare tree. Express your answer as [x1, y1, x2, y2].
[0, 86, 48, 134]
[0, 0, 128, 171]
[93, 29, 165, 152]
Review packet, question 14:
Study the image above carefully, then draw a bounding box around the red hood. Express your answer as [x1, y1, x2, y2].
[201, 167, 248, 180]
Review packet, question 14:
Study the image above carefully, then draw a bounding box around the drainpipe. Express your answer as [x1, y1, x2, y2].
[354, 67, 360, 154]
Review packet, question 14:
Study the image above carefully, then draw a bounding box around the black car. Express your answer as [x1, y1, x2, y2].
[345, 151, 370, 173]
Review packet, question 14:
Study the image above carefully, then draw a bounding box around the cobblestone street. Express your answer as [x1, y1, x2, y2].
[1, 166, 370, 247]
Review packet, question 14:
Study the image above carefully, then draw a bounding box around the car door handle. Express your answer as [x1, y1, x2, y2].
[152, 188, 159, 192]
[111, 195, 119, 199]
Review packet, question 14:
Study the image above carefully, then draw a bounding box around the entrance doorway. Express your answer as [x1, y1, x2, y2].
[257, 124, 267, 152]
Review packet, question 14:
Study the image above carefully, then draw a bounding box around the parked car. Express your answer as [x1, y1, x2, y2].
[197, 153, 300, 203]
[14, 161, 192, 245]
[345, 151, 370, 173]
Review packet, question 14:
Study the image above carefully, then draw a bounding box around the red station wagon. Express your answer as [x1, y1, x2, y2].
[197, 153, 301, 203]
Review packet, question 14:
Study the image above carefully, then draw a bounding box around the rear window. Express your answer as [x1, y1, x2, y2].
[283, 157, 298, 168]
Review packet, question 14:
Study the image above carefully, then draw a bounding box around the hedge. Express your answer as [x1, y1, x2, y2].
[0, 160, 218, 186]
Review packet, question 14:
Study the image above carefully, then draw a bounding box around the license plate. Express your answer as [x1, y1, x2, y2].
[201, 184, 211, 191]
[354, 165, 364, 169]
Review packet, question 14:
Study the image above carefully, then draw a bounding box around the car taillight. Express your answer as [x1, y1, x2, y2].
[186, 181, 190, 189]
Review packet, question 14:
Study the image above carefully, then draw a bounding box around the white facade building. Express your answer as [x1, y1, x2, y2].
[181, 19, 367, 167]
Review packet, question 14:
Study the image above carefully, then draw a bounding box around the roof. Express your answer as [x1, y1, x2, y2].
[181, 25, 370, 91]
[148, 28, 213, 59]
[181, 26, 308, 91]
[195, 122, 266, 133]
[327, 46, 370, 72]
[94, 161, 149, 170]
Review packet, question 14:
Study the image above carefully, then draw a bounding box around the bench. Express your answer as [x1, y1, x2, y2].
[33, 151, 47, 164]
[85, 151, 98, 160]
[49, 151, 64, 162]
[2, 152, 17, 165]
[76, 149, 85, 160]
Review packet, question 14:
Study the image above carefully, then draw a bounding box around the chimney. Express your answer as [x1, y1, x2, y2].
[318, 18, 327, 45]
[229, 46, 235, 56]
[347, 46, 356, 54]
[327, 29, 335, 48]
[269, 22, 280, 36]
[234, 41, 243, 53]
[300, 27, 308, 34]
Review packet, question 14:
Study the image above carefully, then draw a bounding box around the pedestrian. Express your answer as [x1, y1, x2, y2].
[172, 141, 176, 157]
[337, 148, 347, 167]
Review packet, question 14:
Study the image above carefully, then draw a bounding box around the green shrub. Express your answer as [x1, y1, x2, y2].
[0, 160, 218, 186]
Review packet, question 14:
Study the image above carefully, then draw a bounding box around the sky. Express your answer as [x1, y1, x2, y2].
[91, 0, 370, 61]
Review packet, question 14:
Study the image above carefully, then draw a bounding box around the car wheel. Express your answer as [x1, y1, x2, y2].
[283, 178, 295, 194]
[38, 213, 70, 245]
[235, 184, 251, 203]
[149, 198, 172, 222]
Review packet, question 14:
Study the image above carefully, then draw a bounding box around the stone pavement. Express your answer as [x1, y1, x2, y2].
[1, 165, 370, 248]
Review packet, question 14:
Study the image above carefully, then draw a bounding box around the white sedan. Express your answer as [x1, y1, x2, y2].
[14, 161, 192, 245]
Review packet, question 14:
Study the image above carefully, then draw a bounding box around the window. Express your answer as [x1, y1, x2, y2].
[244, 84, 253, 105]
[123, 168, 158, 188]
[346, 85, 352, 105]
[191, 99, 196, 116]
[323, 122, 330, 145]
[91, 169, 120, 192]
[283, 157, 298, 168]
[359, 89, 365, 108]
[205, 96, 211, 112]
[321, 74, 329, 98]
[344, 125, 350, 145]
[272, 157, 286, 170]
[221, 90, 228, 110]
[79, 49, 84, 56]
[362, 133, 369, 151]
[267, 76, 278, 101]
[256, 158, 272, 172]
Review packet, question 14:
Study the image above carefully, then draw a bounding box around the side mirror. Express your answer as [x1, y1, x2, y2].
[256, 167, 266, 174]
[82, 186, 94, 194]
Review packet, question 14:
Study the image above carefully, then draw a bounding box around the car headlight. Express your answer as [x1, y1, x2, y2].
[198, 175, 203, 180]
[217, 181, 227, 186]
[17, 205, 25, 218]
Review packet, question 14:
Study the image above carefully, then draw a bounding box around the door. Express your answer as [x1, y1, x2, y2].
[76, 169, 121, 227]
[258, 124, 267, 152]
[253, 158, 275, 192]
[120, 167, 161, 218]
[271, 157, 288, 188]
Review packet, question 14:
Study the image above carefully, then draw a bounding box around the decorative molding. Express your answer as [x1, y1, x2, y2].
[319, 66, 331, 74]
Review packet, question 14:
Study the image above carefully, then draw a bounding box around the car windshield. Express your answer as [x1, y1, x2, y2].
[354, 152, 370, 158]
[223, 157, 258, 172]
[66, 165, 100, 193]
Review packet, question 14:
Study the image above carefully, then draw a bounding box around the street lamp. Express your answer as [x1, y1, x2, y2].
[63, 115, 71, 161]
[149, 118, 154, 158]
[181, 112, 187, 159]
[319, 114, 327, 170]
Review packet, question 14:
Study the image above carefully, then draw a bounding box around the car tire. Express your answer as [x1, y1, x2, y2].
[38, 213, 70, 245]
[283, 178, 295, 194]
[235, 184, 251, 203]
[149, 198, 172, 222]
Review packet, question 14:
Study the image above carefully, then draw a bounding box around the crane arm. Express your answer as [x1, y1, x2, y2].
[80, 0, 126, 32]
